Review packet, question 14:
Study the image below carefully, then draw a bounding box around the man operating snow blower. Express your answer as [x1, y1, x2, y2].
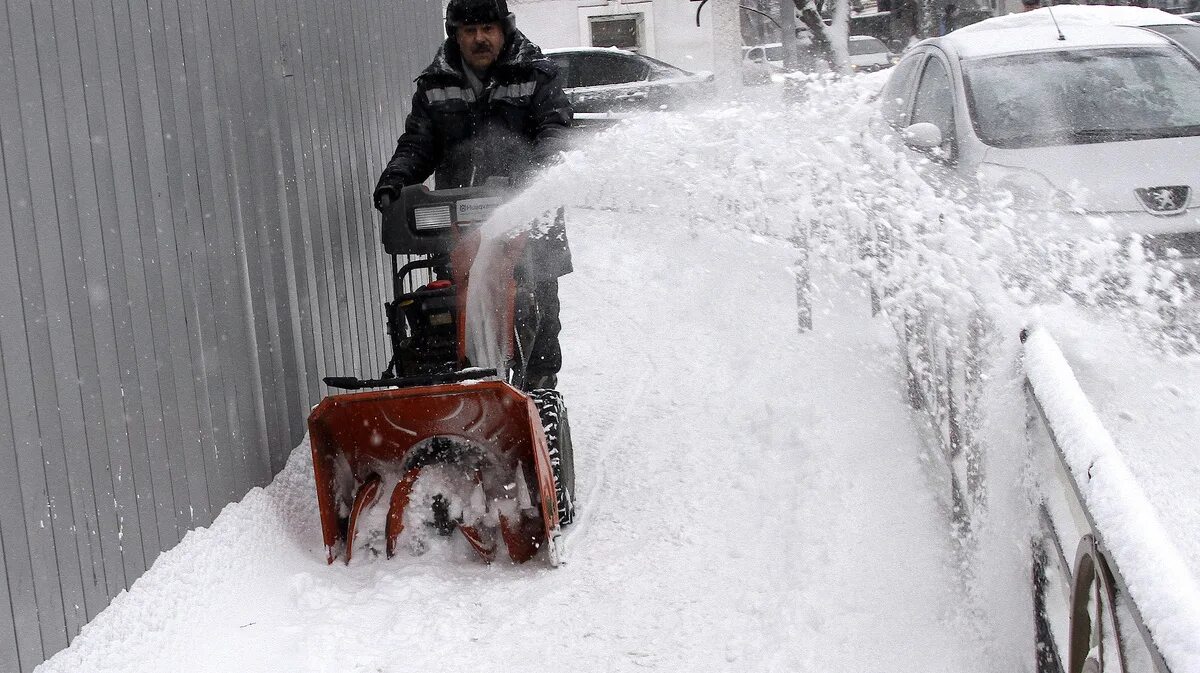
[305, 0, 576, 569]
[373, 0, 573, 390]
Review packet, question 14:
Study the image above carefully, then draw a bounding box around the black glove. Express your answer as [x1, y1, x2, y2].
[373, 185, 397, 212]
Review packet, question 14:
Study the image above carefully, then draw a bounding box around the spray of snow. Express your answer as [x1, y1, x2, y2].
[463, 72, 1196, 670]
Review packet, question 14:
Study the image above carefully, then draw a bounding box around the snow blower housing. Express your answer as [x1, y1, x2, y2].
[308, 184, 574, 567]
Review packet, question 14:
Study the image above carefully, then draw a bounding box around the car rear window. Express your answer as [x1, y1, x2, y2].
[849, 37, 887, 56]
[963, 46, 1200, 148]
[574, 53, 650, 88]
[547, 54, 574, 88]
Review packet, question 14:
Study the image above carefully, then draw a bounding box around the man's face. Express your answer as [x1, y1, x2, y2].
[457, 22, 505, 72]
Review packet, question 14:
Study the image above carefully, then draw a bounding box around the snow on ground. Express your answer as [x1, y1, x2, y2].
[37, 210, 990, 672]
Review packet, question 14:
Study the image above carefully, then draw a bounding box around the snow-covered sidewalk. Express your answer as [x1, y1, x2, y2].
[39, 210, 988, 672]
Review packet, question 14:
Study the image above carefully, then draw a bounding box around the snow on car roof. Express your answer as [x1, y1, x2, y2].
[958, 4, 1194, 31]
[940, 14, 1172, 60]
[544, 46, 637, 56]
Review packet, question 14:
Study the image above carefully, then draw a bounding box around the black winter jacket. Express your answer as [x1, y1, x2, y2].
[374, 30, 573, 199]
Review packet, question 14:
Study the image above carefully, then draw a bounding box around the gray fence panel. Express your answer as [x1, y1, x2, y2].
[155, 0, 217, 529]
[85, 0, 152, 586]
[341, 0, 374, 379]
[285, 0, 327, 410]
[64, 0, 131, 604]
[1, 0, 443, 669]
[111, 0, 180, 558]
[142, 0, 210, 535]
[252, 0, 309, 467]
[188, 0, 254, 506]
[0, 492, 19, 673]
[178, 0, 240, 516]
[229, 0, 291, 468]
[37, 0, 113, 624]
[0, 72, 43, 668]
[314, 0, 358, 385]
[308, 0, 350, 380]
[27, 0, 98, 634]
[277, 0, 328, 410]
[4, 0, 77, 656]
[126, 0, 195, 546]
[206, 0, 274, 491]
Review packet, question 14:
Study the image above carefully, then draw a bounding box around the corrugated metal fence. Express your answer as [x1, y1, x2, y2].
[0, 0, 443, 669]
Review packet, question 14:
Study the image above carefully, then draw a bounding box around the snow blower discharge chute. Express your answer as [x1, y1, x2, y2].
[308, 184, 575, 566]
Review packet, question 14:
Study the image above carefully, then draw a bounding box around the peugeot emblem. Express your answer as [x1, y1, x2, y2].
[1135, 186, 1190, 216]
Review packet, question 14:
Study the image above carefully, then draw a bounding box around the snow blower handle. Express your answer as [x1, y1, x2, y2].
[323, 368, 499, 391]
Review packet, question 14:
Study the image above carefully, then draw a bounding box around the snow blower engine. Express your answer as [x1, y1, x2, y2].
[308, 183, 574, 566]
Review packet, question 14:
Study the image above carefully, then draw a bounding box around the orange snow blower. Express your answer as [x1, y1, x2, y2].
[308, 184, 574, 566]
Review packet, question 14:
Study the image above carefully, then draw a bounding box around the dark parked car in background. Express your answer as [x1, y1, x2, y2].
[544, 47, 713, 119]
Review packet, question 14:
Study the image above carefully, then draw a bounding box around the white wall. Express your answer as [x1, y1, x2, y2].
[512, 0, 586, 49]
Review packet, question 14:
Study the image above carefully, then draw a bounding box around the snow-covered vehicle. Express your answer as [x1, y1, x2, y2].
[874, 7, 1200, 517]
[742, 43, 786, 85]
[880, 8, 1200, 273]
[867, 9, 1200, 671]
[544, 47, 713, 119]
[847, 35, 897, 72]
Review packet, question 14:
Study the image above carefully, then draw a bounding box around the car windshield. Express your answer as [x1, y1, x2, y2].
[764, 45, 784, 61]
[848, 38, 886, 56]
[962, 46, 1200, 148]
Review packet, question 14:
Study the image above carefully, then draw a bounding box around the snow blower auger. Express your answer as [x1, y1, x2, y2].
[308, 183, 575, 567]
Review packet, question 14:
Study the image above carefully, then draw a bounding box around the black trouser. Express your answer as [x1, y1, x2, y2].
[514, 207, 570, 391]
[515, 278, 562, 391]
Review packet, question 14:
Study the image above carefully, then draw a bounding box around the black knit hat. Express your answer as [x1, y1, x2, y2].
[446, 0, 515, 35]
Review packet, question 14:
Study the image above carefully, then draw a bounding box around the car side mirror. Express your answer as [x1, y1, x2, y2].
[902, 122, 943, 150]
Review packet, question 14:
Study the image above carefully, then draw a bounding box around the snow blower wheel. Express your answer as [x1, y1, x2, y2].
[532, 389, 575, 526]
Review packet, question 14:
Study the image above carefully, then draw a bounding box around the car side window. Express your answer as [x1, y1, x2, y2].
[548, 54, 574, 88]
[910, 56, 956, 156]
[880, 54, 924, 128]
[574, 54, 650, 87]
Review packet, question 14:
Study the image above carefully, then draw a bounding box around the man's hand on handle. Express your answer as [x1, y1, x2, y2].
[374, 185, 398, 212]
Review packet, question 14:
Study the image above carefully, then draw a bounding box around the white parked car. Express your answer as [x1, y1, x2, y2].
[742, 43, 787, 85]
[847, 35, 897, 72]
[879, 8, 1200, 276]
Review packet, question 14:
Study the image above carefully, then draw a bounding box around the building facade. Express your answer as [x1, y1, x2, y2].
[512, 0, 743, 82]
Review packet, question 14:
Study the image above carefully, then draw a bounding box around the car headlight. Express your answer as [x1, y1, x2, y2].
[976, 163, 1075, 211]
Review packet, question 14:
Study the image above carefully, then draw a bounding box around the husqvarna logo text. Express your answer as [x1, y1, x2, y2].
[1135, 186, 1190, 216]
